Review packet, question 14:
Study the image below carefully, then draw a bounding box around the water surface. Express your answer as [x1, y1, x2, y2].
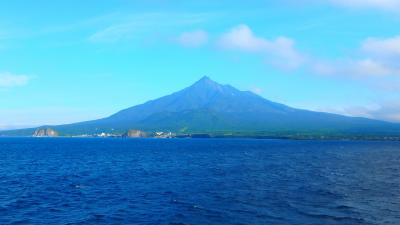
[0, 138, 399, 224]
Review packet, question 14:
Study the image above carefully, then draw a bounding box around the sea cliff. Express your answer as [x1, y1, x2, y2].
[33, 128, 59, 137]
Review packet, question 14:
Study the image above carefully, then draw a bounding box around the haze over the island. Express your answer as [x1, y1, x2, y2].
[1, 0, 400, 130]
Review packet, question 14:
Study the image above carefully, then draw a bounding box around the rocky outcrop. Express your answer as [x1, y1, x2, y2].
[123, 130, 148, 138]
[33, 128, 59, 137]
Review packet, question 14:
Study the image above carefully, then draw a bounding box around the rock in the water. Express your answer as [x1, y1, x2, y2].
[123, 130, 148, 138]
[33, 128, 58, 137]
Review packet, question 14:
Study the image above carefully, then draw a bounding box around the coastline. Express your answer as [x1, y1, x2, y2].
[1, 134, 399, 141]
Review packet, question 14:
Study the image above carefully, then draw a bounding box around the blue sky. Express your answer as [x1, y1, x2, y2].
[1, 0, 400, 129]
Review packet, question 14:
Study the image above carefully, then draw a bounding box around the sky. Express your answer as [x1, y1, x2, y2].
[1, 0, 400, 129]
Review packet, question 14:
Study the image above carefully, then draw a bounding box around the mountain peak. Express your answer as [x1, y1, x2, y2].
[191, 76, 223, 88]
[199, 75, 211, 80]
[195, 76, 215, 84]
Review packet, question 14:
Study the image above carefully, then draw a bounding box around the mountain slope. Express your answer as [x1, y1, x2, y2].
[2, 76, 400, 137]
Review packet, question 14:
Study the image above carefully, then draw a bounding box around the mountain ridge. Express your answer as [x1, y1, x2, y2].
[2, 76, 400, 139]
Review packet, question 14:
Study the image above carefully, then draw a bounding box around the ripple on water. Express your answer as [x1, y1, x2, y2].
[0, 138, 399, 224]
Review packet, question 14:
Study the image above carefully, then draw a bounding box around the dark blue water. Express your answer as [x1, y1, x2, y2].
[0, 138, 400, 225]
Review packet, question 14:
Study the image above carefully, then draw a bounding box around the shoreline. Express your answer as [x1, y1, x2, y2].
[1, 135, 399, 142]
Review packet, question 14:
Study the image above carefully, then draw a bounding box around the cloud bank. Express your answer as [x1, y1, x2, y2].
[213, 24, 400, 78]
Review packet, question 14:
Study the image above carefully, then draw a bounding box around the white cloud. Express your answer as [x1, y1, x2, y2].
[89, 13, 211, 43]
[0, 72, 30, 88]
[218, 24, 305, 69]
[368, 103, 400, 122]
[329, 0, 400, 11]
[362, 36, 400, 57]
[314, 59, 398, 77]
[351, 59, 396, 76]
[250, 87, 263, 95]
[177, 30, 208, 47]
[215, 25, 399, 77]
[218, 24, 270, 52]
[214, 25, 400, 81]
[312, 34, 400, 78]
[314, 100, 400, 123]
[321, 102, 400, 123]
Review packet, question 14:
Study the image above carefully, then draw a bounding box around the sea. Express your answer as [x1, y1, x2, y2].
[0, 138, 399, 225]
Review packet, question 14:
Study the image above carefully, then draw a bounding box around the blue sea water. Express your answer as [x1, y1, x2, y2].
[0, 138, 400, 225]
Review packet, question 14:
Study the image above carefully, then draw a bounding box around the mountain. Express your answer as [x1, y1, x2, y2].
[2, 76, 400, 138]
